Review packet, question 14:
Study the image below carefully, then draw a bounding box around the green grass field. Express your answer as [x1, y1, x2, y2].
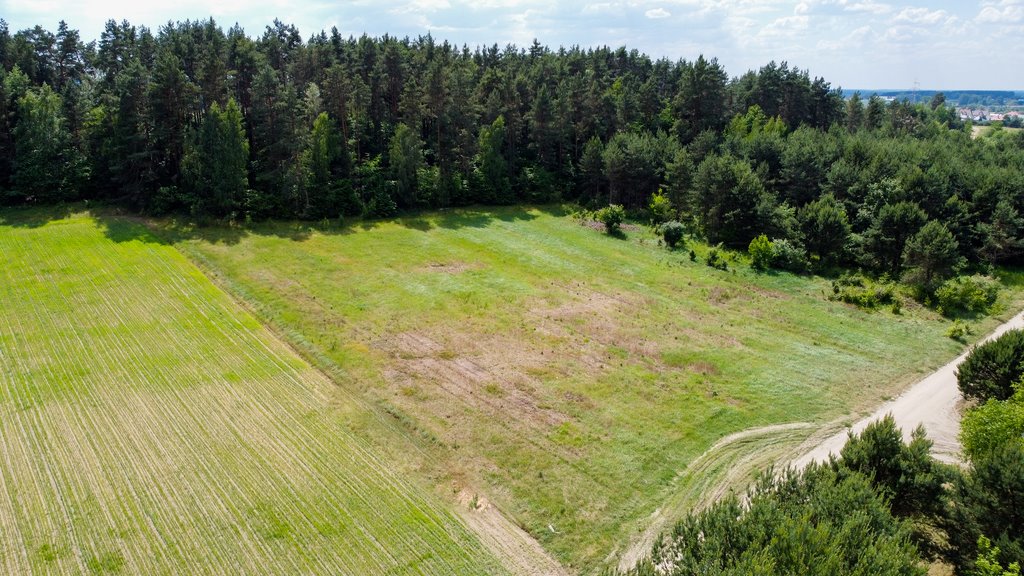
[0, 210, 506, 575]
[168, 205, 1024, 572]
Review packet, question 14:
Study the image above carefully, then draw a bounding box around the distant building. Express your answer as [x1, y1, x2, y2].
[957, 108, 988, 122]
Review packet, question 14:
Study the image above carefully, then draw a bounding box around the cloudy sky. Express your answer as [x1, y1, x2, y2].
[3, 0, 1022, 90]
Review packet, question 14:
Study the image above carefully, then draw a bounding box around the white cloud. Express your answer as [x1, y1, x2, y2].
[582, 3, 616, 14]
[893, 7, 947, 25]
[0, 0, 1020, 89]
[841, 1, 892, 15]
[977, 2, 1024, 23]
[816, 24, 870, 50]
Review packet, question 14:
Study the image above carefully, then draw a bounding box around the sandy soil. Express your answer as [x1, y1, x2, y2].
[791, 310, 1024, 468]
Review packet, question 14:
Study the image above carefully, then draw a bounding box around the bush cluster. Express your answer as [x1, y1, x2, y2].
[935, 275, 1000, 316]
[748, 234, 809, 272]
[830, 273, 896, 308]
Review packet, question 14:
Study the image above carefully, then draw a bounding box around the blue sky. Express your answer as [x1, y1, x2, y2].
[3, 0, 1022, 90]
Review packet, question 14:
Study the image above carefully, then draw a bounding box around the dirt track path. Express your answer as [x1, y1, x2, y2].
[791, 310, 1024, 468]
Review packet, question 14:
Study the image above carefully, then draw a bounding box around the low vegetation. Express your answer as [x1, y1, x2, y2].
[168, 205, 1024, 571]
[0, 210, 505, 575]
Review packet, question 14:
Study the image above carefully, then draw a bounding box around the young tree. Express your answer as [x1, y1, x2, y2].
[748, 234, 774, 271]
[957, 329, 1024, 402]
[865, 201, 927, 275]
[960, 385, 1024, 460]
[691, 154, 776, 248]
[800, 194, 851, 264]
[903, 220, 962, 292]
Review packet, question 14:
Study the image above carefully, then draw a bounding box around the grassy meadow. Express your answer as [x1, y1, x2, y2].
[0, 210, 507, 575]
[169, 205, 1024, 572]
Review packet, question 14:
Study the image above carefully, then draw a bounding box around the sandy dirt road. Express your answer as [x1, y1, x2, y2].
[791, 310, 1024, 468]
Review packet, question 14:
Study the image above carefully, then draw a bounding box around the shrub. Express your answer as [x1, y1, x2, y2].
[830, 273, 896, 308]
[935, 275, 1000, 317]
[947, 320, 972, 341]
[960, 385, 1024, 460]
[748, 234, 773, 270]
[648, 188, 674, 224]
[595, 204, 625, 234]
[771, 238, 809, 273]
[750, 235, 808, 273]
[365, 187, 398, 218]
[706, 247, 728, 271]
[660, 220, 685, 248]
[957, 329, 1024, 402]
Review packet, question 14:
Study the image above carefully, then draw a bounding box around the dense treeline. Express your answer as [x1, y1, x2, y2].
[0, 17, 845, 218]
[1, 18, 1023, 276]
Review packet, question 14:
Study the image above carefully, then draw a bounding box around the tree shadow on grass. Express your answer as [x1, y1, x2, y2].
[393, 203, 566, 232]
[0, 203, 76, 229]
[4, 201, 572, 247]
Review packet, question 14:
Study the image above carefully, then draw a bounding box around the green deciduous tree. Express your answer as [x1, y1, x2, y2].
[388, 122, 423, 208]
[12, 83, 83, 202]
[748, 234, 773, 271]
[960, 384, 1024, 460]
[182, 98, 249, 217]
[476, 115, 512, 204]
